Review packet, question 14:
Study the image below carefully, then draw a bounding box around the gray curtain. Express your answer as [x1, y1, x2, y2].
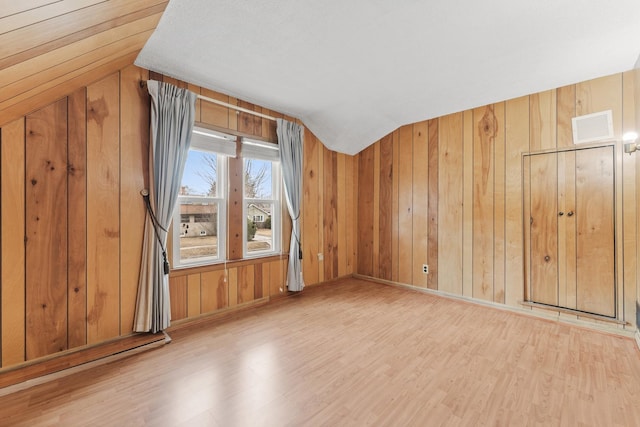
[277, 119, 305, 292]
[134, 80, 196, 333]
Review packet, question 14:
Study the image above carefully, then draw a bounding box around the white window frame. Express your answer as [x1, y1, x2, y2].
[172, 127, 235, 268]
[242, 138, 281, 259]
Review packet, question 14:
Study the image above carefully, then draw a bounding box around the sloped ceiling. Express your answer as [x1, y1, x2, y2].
[135, 0, 640, 155]
[0, 0, 168, 127]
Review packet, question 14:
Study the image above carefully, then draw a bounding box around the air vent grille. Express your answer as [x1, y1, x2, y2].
[572, 110, 614, 144]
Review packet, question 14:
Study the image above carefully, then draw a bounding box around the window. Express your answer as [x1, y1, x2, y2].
[243, 139, 280, 257]
[172, 127, 235, 267]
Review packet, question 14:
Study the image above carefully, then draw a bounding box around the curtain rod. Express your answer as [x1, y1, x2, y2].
[140, 80, 277, 122]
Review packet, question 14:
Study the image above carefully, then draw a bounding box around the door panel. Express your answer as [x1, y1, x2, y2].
[557, 151, 577, 309]
[575, 146, 615, 317]
[529, 153, 558, 306]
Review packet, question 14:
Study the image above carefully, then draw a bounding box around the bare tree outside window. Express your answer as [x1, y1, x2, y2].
[197, 155, 268, 198]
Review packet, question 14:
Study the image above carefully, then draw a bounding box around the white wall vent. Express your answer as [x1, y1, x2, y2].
[572, 110, 614, 144]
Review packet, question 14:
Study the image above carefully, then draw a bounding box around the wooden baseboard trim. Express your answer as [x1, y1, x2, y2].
[0, 332, 166, 392]
[166, 298, 271, 333]
[354, 274, 635, 338]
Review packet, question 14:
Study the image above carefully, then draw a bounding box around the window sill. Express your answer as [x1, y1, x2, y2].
[169, 253, 289, 277]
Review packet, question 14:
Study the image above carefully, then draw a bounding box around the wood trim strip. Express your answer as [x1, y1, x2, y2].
[519, 301, 626, 325]
[0, 333, 165, 389]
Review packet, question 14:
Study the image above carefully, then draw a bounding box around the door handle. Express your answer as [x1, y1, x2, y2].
[558, 211, 564, 216]
[567, 211, 574, 217]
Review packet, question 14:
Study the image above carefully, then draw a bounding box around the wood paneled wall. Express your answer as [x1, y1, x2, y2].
[0, 0, 168, 126]
[302, 129, 358, 286]
[357, 71, 639, 329]
[0, 62, 356, 367]
[0, 65, 150, 367]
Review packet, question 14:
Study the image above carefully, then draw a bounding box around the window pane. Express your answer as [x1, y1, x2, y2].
[247, 202, 273, 254]
[179, 202, 218, 261]
[245, 159, 272, 199]
[181, 150, 218, 197]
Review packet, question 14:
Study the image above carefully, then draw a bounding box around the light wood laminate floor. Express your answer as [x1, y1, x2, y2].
[1, 278, 639, 426]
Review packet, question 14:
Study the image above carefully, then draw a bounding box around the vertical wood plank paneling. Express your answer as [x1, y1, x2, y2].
[228, 144, 243, 260]
[331, 152, 339, 278]
[337, 154, 347, 277]
[504, 96, 529, 307]
[187, 273, 201, 318]
[462, 111, 474, 298]
[556, 85, 575, 149]
[237, 265, 254, 304]
[345, 155, 356, 274]
[357, 145, 375, 276]
[1, 117, 26, 366]
[492, 103, 506, 303]
[391, 130, 400, 282]
[530, 90, 557, 151]
[323, 149, 337, 280]
[169, 276, 187, 321]
[269, 260, 284, 296]
[67, 87, 87, 348]
[378, 134, 393, 281]
[317, 142, 325, 283]
[398, 125, 413, 285]
[412, 122, 428, 287]
[228, 267, 238, 307]
[472, 105, 496, 301]
[622, 70, 637, 327]
[228, 97, 238, 131]
[237, 101, 262, 136]
[576, 74, 623, 132]
[303, 130, 320, 284]
[119, 65, 149, 335]
[200, 89, 229, 128]
[262, 109, 278, 141]
[372, 142, 380, 278]
[86, 72, 120, 344]
[254, 263, 263, 299]
[25, 98, 68, 359]
[201, 270, 227, 312]
[427, 119, 439, 290]
[438, 113, 464, 295]
[260, 262, 270, 298]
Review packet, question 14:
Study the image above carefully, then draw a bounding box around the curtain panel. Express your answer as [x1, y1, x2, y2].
[277, 119, 305, 292]
[134, 80, 196, 333]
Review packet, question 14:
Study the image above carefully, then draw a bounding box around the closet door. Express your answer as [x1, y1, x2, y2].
[524, 145, 616, 318]
[528, 152, 558, 306]
[575, 146, 615, 317]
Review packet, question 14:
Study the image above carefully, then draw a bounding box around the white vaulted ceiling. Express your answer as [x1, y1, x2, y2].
[135, 0, 640, 155]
